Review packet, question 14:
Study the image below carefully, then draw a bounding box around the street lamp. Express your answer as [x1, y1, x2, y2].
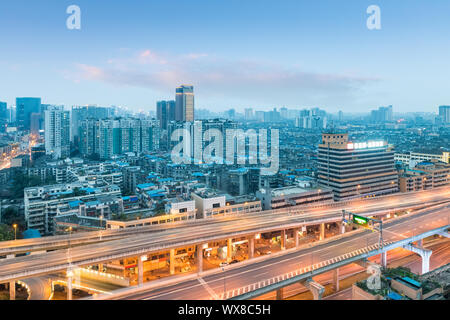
[12, 224, 17, 241]
[99, 215, 104, 241]
[221, 263, 228, 296]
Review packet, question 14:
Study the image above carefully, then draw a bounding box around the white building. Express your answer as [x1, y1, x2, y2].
[45, 106, 70, 159]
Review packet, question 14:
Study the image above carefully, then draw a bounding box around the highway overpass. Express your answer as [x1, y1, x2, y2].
[92, 203, 449, 300]
[1, 187, 449, 257]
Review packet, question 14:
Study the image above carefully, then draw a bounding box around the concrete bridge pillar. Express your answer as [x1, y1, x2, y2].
[417, 239, 423, 248]
[67, 275, 73, 300]
[9, 281, 15, 300]
[280, 230, 286, 250]
[276, 288, 284, 300]
[333, 268, 339, 292]
[320, 223, 325, 241]
[227, 239, 233, 263]
[248, 236, 255, 259]
[403, 244, 432, 274]
[98, 263, 104, 272]
[340, 222, 346, 234]
[381, 251, 387, 268]
[170, 249, 175, 275]
[303, 279, 325, 300]
[138, 255, 144, 286]
[197, 244, 204, 273]
[294, 228, 300, 248]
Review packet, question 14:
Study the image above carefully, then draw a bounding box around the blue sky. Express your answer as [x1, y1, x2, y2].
[0, 0, 449, 113]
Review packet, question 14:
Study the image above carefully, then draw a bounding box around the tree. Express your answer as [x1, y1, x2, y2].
[1, 207, 25, 231]
[0, 224, 14, 242]
[9, 171, 42, 199]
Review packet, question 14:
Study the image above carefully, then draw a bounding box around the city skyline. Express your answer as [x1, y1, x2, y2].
[1, 0, 450, 112]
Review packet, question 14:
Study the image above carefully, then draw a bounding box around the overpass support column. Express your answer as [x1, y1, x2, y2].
[417, 239, 423, 248]
[320, 223, 325, 241]
[67, 275, 73, 300]
[381, 251, 387, 269]
[403, 244, 432, 274]
[302, 279, 325, 300]
[294, 228, 300, 248]
[197, 244, 204, 273]
[333, 268, 339, 292]
[170, 249, 175, 275]
[248, 235, 255, 259]
[9, 281, 15, 300]
[339, 221, 346, 234]
[280, 230, 286, 250]
[276, 288, 284, 300]
[98, 263, 104, 272]
[138, 256, 144, 286]
[227, 239, 233, 263]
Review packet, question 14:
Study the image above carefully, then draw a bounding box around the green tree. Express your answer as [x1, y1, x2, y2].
[1, 207, 25, 231]
[0, 224, 14, 242]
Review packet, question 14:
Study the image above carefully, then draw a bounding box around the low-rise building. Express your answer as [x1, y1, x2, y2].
[256, 185, 333, 211]
[24, 181, 121, 235]
[398, 160, 450, 192]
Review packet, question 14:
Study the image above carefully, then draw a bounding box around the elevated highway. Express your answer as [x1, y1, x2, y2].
[1, 187, 449, 257]
[95, 203, 449, 300]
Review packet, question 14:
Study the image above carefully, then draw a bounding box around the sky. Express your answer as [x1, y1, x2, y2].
[0, 0, 449, 113]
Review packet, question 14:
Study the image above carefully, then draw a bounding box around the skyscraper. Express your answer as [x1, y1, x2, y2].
[44, 106, 70, 159]
[16, 97, 41, 130]
[157, 100, 175, 130]
[439, 105, 450, 123]
[175, 85, 194, 122]
[0, 101, 7, 132]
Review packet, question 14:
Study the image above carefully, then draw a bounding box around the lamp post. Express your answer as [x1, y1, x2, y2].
[12, 224, 17, 241]
[221, 264, 228, 296]
[99, 215, 104, 241]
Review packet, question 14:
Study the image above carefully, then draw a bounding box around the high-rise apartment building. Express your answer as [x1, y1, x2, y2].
[175, 85, 194, 122]
[0, 101, 7, 132]
[71, 105, 115, 143]
[317, 132, 398, 201]
[44, 106, 70, 159]
[16, 97, 41, 130]
[371, 105, 393, 123]
[79, 118, 160, 159]
[439, 105, 450, 123]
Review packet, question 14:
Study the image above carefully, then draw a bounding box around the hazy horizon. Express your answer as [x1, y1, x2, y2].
[1, 0, 450, 113]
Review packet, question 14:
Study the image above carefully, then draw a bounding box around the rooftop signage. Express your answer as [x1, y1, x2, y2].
[347, 141, 384, 150]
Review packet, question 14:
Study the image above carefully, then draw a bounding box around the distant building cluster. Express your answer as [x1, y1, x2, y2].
[0, 88, 449, 239]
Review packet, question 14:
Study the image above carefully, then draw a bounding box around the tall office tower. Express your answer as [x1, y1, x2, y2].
[157, 100, 175, 130]
[317, 132, 398, 201]
[0, 101, 7, 132]
[44, 106, 70, 159]
[175, 85, 194, 122]
[16, 97, 41, 130]
[439, 106, 450, 123]
[244, 108, 254, 120]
